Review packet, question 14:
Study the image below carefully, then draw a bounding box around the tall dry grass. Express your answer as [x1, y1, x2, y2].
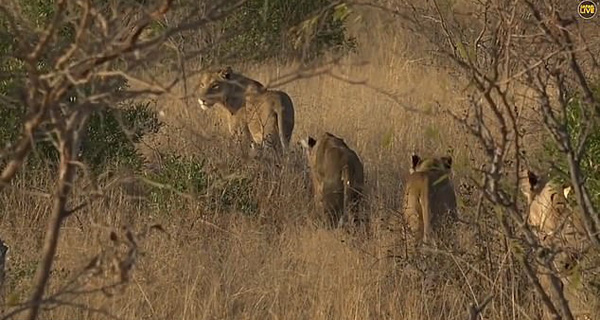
[0, 6, 565, 320]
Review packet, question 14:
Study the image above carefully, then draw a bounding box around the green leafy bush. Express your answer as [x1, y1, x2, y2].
[1, 1, 163, 174]
[206, 0, 357, 64]
[215, 175, 257, 216]
[82, 101, 163, 174]
[544, 83, 600, 211]
[145, 154, 258, 216]
[0, 99, 162, 175]
[147, 154, 209, 195]
[0, 104, 59, 172]
[145, 154, 209, 213]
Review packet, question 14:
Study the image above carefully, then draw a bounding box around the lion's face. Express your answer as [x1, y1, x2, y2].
[409, 154, 453, 174]
[197, 67, 234, 110]
[519, 169, 573, 234]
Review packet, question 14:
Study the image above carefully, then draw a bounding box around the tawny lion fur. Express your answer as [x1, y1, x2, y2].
[197, 66, 295, 153]
[403, 154, 457, 245]
[518, 169, 593, 320]
[301, 132, 365, 228]
[518, 169, 585, 245]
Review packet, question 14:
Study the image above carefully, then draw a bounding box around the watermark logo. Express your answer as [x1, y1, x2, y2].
[578, 0, 597, 19]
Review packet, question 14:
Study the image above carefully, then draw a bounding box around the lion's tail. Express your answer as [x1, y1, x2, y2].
[340, 164, 352, 228]
[275, 92, 294, 153]
[421, 178, 432, 244]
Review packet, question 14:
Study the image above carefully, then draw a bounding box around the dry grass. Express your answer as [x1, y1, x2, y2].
[0, 6, 584, 320]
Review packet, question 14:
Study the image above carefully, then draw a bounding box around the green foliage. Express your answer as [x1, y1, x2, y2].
[148, 155, 209, 195]
[0, 6, 26, 102]
[145, 154, 209, 212]
[81, 101, 163, 174]
[20, 0, 55, 27]
[0, 104, 59, 172]
[0, 100, 162, 175]
[563, 97, 600, 203]
[0, 105, 25, 147]
[209, 0, 357, 64]
[214, 174, 257, 216]
[544, 83, 600, 210]
[0, 1, 161, 174]
[145, 155, 258, 216]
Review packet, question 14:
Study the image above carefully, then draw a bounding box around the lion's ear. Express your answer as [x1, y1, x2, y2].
[526, 170, 539, 189]
[219, 66, 232, 79]
[563, 186, 572, 199]
[300, 136, 317, 151]
[410, 154, 421, 172]
[441, 156, 452, 169]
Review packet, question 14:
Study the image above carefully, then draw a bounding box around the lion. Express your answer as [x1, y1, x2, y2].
[518, 169, 595, 320]
[402, 154, 458, 246]
[197, 66, 295, 154]
[300, 132, 365, 229]
[518, 169, 585, 245]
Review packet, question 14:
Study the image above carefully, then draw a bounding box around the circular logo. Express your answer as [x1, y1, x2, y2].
[578, 0, 597, 19]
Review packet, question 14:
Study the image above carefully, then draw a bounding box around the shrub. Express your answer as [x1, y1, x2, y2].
[81, 101, 163, 175]
[543, 83, 600, 210]
[0, 99, 162, 176]
[1, 2, 162, 175]
[214, 174, 257, 216]
[194, 0, 357, 65]
[144, 153, 258, 216]
[145, 154, 209, 213]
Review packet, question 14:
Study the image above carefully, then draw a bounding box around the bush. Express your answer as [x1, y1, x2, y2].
[214, 174, 257, 216]
[1, 2, 163, 176]
[145, 154, 209, 213]
[543, 83, 600, 210]
[145, 153, 258, 216]
[199, 0, 357, 64]
[0, 105, 60, 172]
[0, 99, 162, 176]
[82, 101, 163, 175]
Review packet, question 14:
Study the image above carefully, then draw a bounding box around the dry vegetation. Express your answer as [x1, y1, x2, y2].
[0, 1, 598, 319]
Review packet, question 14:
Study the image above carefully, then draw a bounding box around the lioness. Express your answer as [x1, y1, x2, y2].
[519, 169, 593, 320]
[197, 66, 295, 154]
[300, 132, 365, 228]
[402, 154, 457, 246]
[518, 169, 585, 245]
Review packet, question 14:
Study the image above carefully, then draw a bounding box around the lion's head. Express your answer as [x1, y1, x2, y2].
[197, 66, 264, 111]
[403, 153, 457, 245]
[519, 169, 574, 236]
[300, 132, 365, 228]
[409, 154, 453, 174]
